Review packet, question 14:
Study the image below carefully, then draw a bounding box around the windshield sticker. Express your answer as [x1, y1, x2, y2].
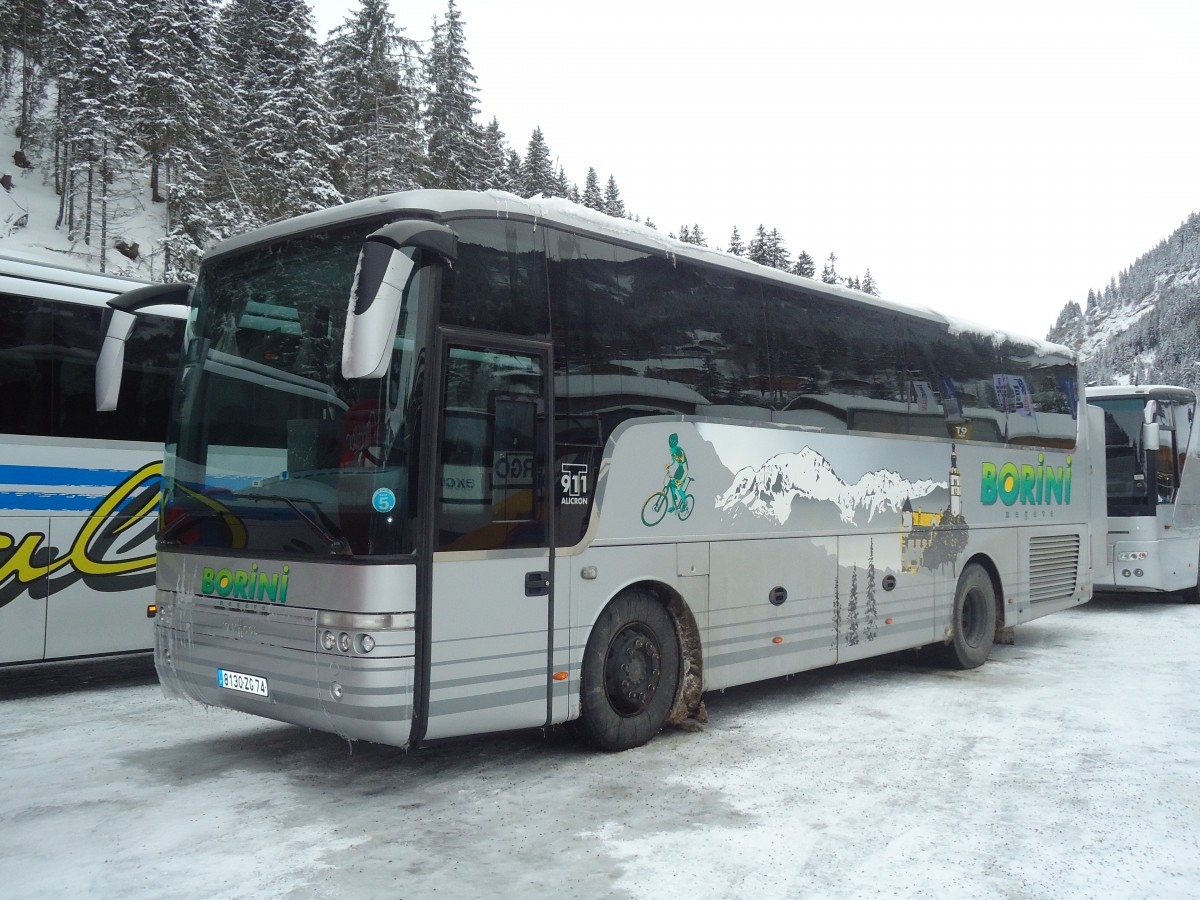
[372, 488, 396, 513]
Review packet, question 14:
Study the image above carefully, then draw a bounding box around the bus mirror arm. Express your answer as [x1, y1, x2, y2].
[95, 282, 191, 412]
[342, 222, 457, 381]
[96, 309, 137, 411]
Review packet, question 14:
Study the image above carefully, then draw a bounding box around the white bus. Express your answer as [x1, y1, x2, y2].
[0, 254, 184, 665]
[1085, 384, 1200, 601]
[102, 191, 1095, 750]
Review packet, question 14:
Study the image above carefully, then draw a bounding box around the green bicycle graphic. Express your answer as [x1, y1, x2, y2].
[641, 475, 695, 526]
[642, 432, 694, 527]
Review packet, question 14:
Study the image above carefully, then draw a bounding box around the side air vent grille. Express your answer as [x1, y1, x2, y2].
[1029, 534, 1080, 603]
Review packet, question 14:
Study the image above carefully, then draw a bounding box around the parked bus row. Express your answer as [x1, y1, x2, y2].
[96, 190, 1099, 751]
[7, 195, 1198, 755]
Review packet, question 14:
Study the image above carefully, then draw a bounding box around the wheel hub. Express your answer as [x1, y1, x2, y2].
[605, 625, 662, 716]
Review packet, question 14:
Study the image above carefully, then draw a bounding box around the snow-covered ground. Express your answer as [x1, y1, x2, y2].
[2, 594, 1198, 899]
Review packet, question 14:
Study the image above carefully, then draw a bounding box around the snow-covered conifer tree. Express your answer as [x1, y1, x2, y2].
[46, 0, 139, 270]
[476, 118, 515, 191]
[236, 0, 342, 222]
[727, 226, 745, 257]
[766, 228, 790, 270]
[582, 167, 603, 211]
[423, 0, 483, 190]
[747, 225, 768, 265]
[861, 267, 879, 295]
[521, 127, 554, 197]
[821, 252, 840, 284]
[603, 174, 625, 218]
[324, 0, 424, 200]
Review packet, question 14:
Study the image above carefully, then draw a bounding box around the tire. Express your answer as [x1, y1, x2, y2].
[577, 590, 681, 751]
[937, 564, 997, 670]
[641, 491, 668, 527]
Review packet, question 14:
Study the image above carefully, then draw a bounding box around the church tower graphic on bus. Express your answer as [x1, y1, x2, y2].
[900, 444, 967, 573]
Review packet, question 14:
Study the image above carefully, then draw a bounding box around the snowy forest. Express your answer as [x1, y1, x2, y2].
[0, 0, 876, 293]
[1047, 211, 1200, 390]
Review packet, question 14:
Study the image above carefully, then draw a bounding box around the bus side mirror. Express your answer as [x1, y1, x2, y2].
[1143, 421, 1161, 452]
[95, 282, 191, 411]
[96, 308, 138, 411]
[343, 222, 457, 380]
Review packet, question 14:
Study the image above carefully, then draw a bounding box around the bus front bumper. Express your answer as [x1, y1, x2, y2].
[153, 592, 417, 747]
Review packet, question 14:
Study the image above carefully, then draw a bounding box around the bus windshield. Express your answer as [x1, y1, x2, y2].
[161, 220, 432, 557]
[1094, 397, 1150, 513]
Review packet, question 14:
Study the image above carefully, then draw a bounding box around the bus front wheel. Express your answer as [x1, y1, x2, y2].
[937, 564, 997, 670]
[578, 590, 681, 751]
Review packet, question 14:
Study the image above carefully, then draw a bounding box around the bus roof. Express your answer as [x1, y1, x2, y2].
[1086, 384, 1196, 404]
[205, 190, 1075, 363]
[0, 252, 154, 309]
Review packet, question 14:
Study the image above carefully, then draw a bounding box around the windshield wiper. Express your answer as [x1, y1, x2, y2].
[236, 492, 352, 556]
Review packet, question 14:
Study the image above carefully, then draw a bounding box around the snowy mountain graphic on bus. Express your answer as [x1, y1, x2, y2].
[716, 446, 945, 526]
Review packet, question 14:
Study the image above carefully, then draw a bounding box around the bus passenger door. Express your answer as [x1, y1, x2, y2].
[423, 336, 553, 741]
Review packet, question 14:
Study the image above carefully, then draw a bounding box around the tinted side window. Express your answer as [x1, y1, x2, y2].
[760, 286, 946, 437]
[110, 313, 183, 443]
[907, 318, 1077, 448]
[441, 219, 549, 339]
[0, 293, 53, 434]
[54, 301, 106, 439]
[0, 292, 181, 442]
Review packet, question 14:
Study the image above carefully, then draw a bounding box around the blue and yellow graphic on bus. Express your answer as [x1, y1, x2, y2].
[0, 462, 161, 609]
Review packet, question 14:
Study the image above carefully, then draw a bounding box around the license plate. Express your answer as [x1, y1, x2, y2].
[218, 669, 269, 697]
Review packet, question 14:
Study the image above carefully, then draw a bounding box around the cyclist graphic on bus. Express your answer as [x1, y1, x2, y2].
[642, 432, 695, 526]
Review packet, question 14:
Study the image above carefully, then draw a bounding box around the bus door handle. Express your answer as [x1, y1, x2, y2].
[525, 571, 551, 597]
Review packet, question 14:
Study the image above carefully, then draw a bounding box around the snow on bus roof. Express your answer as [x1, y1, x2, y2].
[210, 189, 1074, 362]
[1085, 384, 1196, 400]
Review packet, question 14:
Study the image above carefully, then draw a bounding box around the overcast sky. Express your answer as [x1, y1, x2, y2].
[309, 0, 1200, 339]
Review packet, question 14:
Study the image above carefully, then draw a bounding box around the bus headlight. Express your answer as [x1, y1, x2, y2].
[321, 630, 336, 651]
[338, 632, 352, 653]
[357, 634, 376, 654]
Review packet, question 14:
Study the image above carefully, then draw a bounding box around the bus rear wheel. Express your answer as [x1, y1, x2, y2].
[936, 564, 997, 670]
[578, 590, 681, 751]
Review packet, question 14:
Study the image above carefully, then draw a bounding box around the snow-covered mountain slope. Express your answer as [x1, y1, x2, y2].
[1048, 213, 1200, 389]
[1, 89, 169, 279]
[717, 446, 944, 526]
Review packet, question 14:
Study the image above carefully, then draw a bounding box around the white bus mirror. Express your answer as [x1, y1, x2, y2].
[96, 309, 137, 411]
[342, 222, 457, 380]
[95, 282, 191, 412]
[1143, 421, 1161, 452]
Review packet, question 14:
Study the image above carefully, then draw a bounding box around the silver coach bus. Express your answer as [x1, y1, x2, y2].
[100, 191, 1096, 750]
